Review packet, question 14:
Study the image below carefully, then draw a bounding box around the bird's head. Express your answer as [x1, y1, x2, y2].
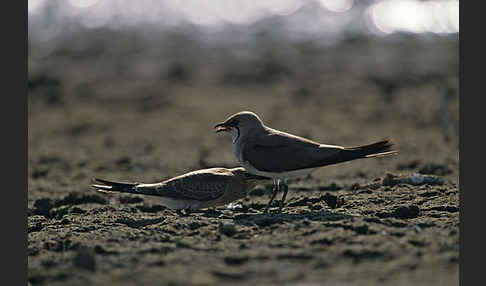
[214, 111, 264, 143]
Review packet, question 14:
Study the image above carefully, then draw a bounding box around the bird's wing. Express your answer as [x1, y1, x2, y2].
[162, 170, 230, 201]
[242, 130, 343, 173]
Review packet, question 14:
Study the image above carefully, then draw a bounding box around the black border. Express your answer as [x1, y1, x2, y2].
[458, 0, 462, 283]
[5, 0, 28, 285]
[459, 1, 480, 285]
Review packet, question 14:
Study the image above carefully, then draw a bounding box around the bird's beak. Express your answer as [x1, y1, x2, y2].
[214, 122, 230, 133]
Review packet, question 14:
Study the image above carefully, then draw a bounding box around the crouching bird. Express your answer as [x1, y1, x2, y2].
[91, 167, 269, 212]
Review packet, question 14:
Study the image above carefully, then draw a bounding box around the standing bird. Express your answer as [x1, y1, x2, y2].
[91, 167, 269, 212]
[214, 111, 397, 213]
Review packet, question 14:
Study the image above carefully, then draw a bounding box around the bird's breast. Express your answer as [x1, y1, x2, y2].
[233, 143, 239, 161]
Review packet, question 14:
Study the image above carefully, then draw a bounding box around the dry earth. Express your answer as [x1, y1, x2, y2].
[28, 36, 459, 286]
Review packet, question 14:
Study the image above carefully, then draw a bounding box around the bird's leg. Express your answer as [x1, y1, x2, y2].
[264, 179, 279, 214]
[279, 180, 288, 211]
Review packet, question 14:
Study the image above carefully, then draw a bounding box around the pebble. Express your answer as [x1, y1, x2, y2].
[219, 221, 237, 237]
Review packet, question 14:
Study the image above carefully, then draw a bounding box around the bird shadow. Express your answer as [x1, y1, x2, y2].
[175, 204, 356, 228]
[231, 209, 355, 227]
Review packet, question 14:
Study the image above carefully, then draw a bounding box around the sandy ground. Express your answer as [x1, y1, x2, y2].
[28, 35, 459, 285]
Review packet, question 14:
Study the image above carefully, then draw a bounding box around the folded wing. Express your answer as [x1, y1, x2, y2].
[242, 130, 343, 173]
[163, 171, 229, 201]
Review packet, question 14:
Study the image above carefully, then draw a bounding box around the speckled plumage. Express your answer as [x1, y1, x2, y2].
[91, 167, 269, 210]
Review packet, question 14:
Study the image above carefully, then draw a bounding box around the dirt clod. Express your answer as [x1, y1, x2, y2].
[219, 221, 237, 236]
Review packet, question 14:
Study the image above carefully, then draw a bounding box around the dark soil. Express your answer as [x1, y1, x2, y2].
[28, 35, 459, 286]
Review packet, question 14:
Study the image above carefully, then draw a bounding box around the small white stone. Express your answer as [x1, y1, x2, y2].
[411, 173, 425, 184]
[226, 202, 242, 210]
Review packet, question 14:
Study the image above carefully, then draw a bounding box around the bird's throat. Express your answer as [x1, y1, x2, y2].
[230, 127, 240, 144]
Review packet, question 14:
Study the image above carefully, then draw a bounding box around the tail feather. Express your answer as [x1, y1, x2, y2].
[92, 178, 138, 187]
[342, 138, 397, 160]
[321, 138, 397, 166]
[91, 178, 138, 194]
[364, 150, 398, 158]
[91, 184, 117, 194]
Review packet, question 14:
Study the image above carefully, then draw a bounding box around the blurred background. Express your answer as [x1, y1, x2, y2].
[28, 0, 459, 193]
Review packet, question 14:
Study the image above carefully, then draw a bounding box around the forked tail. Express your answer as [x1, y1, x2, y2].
[91, 178, 139, 194]
[321, 138, 397, 166]
[343, 138, 397, 159]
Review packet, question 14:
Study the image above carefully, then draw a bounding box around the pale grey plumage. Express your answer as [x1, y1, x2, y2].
[91, 167, 269, 210]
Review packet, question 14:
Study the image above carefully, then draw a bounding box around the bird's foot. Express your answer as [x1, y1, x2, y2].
[263, 204, 282, 215]
[176, 208, 192, 217]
